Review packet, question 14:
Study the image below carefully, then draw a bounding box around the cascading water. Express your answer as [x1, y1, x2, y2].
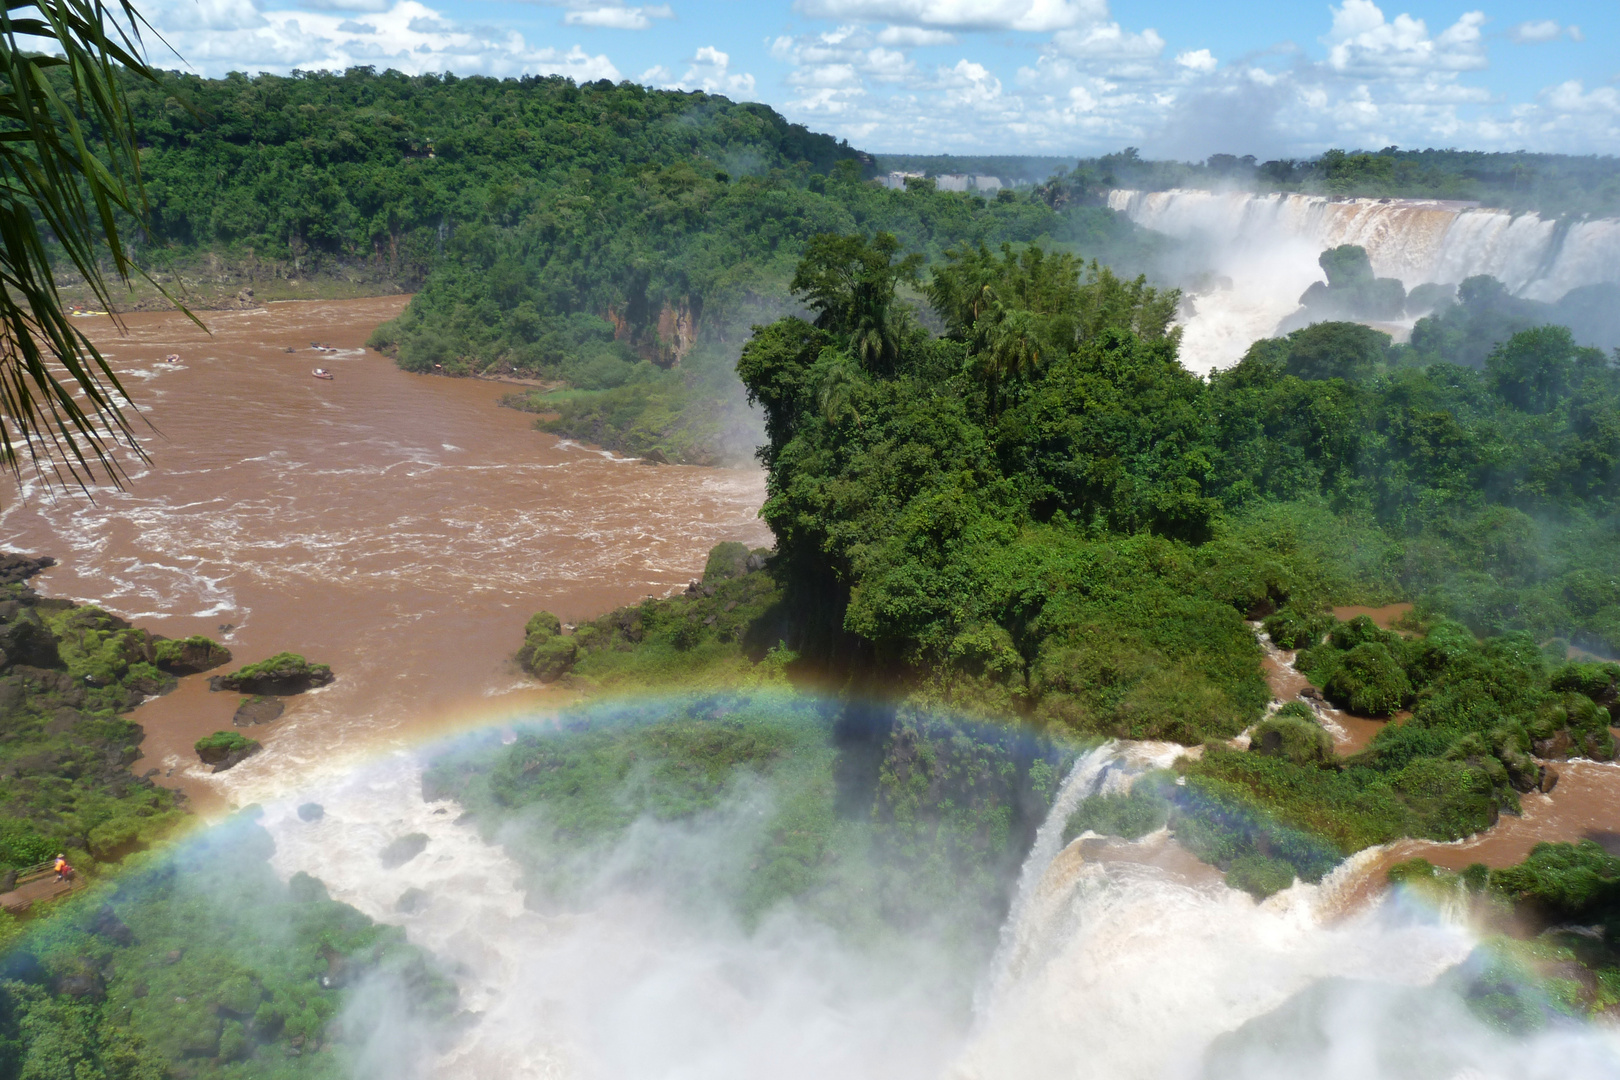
[1107, 189, 1620, 372]
[241, 722, 1620, 1079]
[976, 743, 1121, 1011]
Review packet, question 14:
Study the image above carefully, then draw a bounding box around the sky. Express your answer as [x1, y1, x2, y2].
[131, 0, 1620, 157]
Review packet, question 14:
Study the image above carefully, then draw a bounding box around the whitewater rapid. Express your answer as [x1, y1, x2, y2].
[1109, 189, 1620, 372]
[248, 737, 1620, 1080]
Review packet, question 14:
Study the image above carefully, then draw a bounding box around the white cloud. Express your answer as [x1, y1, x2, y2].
[794, 0, 1106, 33]
[185, 0, 269, 28]
[297, 0, 392, 12]
[648, 44, 756, 96]
[1051, 22, 1163, 60]
[1509, 20, 1581, 45]
[565, 5, 672, 29]
[1510, 19, 1560, 44]
[141, 0, 620, 80]
[1541, 80, 1620, 115]
[1176, 49, 1216, 74]
[1324, 0, 1486, 78]
[874, 25, 954, 46]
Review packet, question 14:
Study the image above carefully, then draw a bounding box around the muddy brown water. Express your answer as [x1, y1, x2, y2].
[0, 298, 770, 814]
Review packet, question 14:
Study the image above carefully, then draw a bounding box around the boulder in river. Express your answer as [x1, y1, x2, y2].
[194, 731, 262, 772]
[395, 887, 430, 914]
[209, 652, 334, 695]
[233, 695, 284, 726]
[296, 802, 325, 822]
[379, 833, 428, 869]
[152, 635, 233, 675]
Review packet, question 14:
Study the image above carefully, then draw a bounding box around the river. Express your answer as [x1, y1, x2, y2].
[0, 297, 770, 813]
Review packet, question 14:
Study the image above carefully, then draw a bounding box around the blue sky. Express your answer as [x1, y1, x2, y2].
[137, 0, 1620, 156]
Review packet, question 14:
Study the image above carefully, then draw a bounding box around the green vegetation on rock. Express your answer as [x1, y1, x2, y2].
[0, 587, 202, 887]
[210, 653, 333, 696]
[0, 812, 456, 1079]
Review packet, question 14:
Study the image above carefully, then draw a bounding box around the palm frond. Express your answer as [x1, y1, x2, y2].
[0, 0, 191, 491]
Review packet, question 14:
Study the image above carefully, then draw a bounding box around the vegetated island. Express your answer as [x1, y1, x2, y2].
[468, 231, 1620, 1023]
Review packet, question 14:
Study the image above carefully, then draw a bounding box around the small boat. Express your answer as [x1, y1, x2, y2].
[163, 354, 180, 363]
[311, 368, 334, 380]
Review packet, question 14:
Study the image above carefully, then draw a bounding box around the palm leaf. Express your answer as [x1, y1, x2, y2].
[0, 0, 192, 491]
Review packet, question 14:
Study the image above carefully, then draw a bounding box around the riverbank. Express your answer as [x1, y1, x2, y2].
[0, 296, 770, 815]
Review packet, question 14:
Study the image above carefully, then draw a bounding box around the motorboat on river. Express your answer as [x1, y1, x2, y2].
[311, 368, 334, 380]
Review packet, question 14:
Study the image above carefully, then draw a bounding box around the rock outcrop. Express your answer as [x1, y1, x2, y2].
[232, 695, 284, 726]
[209, 652, 334, 695]
[194, 731, 262, 772]
[152, 635, 233, 675]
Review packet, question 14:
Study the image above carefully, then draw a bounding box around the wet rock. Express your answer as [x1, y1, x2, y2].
[745, 551, 768, 573]
[195, 732, 262, 772]
[0, 553, 54, 586]
[0, 870, 16, 893]
[1539, 765, 1561, 793]
[89, 904, 134, 946]
[639, 448, 669, 465]
[126, 669, 176, 698]
[1533, 731, 1573, 759]
[0, 608, 61, 669]
[395, 887, 430, 914]
[296, 802, 325, 822]
[233, 695, 284, 726]
[379, 833, 429, 869]
[152, 636, 232, 676]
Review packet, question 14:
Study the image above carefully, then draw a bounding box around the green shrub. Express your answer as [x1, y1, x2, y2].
[1249, 708, 1333, 767]
[1262, 606, 1335, 650]
[1226, 854, 1297, 899]
[1062, 779, 1172, 843]
[1489, 840, 1620, 920]
[518, 611, 578, 681]
[1322, 642, 1412, 715]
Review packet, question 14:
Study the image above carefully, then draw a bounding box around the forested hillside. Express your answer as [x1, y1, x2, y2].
[106, 67, 1163, 463]
[1043, 147, 1620, 217]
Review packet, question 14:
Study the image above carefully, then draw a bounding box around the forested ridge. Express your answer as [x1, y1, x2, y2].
[1042, 146, 1620, 217]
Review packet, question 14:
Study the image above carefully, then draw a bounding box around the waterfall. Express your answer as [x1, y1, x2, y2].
[1108, 188, 1620, 371]
[976, 742, 1120, 1013]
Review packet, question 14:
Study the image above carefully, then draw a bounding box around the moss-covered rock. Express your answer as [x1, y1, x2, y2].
[151, 634, 232, 675]
[208, 652, 333, 695]
[194, 731, 261, 772]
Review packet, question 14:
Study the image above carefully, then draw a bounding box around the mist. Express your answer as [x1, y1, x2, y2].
[1111, 189, 1620, 373]
[237, 712, 1620, 1079]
